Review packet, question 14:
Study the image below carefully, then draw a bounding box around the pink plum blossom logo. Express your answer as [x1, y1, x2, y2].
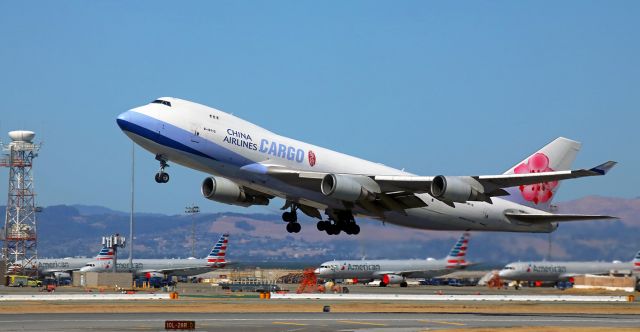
[308, 150, 316, 167]
[514, 153, 558, 204]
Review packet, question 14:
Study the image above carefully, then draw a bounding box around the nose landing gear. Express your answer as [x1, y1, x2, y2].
[154, 155, 170, 183]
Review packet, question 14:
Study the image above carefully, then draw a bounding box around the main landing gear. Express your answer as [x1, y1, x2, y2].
[281, 202, 301, 233]
[280, 204, 361, 236]
[316, 210, 360, 236]
[154, 155, 170, 183]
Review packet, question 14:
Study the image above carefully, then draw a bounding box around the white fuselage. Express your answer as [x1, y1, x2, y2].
[13, 258, 89, 275]
[315, 259, 459, 280]
[498, 261, 634, 282]
[117, 98, 556, 233]
[80, 258, 218, 277]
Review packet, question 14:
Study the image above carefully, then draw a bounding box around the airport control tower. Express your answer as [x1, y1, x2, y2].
[0, 131, 41, 277]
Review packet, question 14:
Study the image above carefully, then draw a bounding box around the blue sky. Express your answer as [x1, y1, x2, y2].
[0, 1, 638, 215]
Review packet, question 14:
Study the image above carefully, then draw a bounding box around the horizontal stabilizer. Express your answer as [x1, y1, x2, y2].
[505, 212, 617, 223]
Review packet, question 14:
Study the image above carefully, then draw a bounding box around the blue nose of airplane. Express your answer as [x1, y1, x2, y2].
[116, 111, 131, 131]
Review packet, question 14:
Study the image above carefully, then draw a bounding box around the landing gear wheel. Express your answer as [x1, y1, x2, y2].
[400, 281, 408, 288]
[154, 155, 170, 183]
[286, 222, 301, 233]
[282, 212, 293, 222]
[379, 282, 387, 287]
[160, 172, 169, 183]
[316, 221, 327, 231]
[281, 204, 298, 223]
[324, 209, 359, 236]
[351, 224, 360, 235]
[155, 172, 169, 183]
[326, 224, 340, 235]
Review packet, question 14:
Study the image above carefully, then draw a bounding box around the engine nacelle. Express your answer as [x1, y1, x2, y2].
[145, 272, 164, 279]
[430, 175, 485, 203]
[201, 176, 269, 207]
[53, 272, 70, 280]
[382, 274, 404, 285]
[321, 174, 380, 202]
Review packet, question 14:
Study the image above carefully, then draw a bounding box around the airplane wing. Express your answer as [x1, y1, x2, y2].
[505, 212, 616, 223]
[373, 160, 617, 194]
[138, 261, 234, 277]
[372, 268, 457, 279]
[255, 161, 616, 211]
[138, 266, 209, 277]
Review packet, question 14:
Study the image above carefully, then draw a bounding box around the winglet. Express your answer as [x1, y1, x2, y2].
[589, 161, 617, 175]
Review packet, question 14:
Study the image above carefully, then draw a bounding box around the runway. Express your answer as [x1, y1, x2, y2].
[1, 312, 639, 331]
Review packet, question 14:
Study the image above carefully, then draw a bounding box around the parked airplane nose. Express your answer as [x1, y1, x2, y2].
[313, 268, 320, 275]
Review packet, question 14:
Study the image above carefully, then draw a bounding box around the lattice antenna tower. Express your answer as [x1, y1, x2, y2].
[1, 131, 42, 277]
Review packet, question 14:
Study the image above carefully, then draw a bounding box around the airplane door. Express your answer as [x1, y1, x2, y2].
[189, 123, 201, 144]
[156, 122, 165, 138]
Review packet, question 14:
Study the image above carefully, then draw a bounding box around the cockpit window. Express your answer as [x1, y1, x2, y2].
[151, 99, 172, 107]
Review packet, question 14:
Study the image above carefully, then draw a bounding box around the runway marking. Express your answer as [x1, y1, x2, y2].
[272, 321, 308, 326]
[419, 319, 466, 326]
[338, 320, 387, 326]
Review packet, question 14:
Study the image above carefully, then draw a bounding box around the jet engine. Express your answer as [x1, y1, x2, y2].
[430, 176, 485, 203]
[201, 176, 269, 207]
[53, 272, 70, 280]
[145, 272, 164, 279]
[320, 174, 380, 202]
[381, 274, 404, 285]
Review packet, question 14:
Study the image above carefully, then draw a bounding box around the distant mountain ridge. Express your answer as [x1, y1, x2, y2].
[0, 196, 638, 265]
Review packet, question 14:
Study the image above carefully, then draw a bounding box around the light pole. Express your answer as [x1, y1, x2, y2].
[185, 204, 200, 258]
[129, 142, 135, 268]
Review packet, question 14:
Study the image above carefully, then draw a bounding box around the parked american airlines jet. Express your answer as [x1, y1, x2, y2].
[498, 250, 640, 283]
[11, 246, 114, 279]
[116, 97, 616, 235]
[80, 233, 229, 278]
[315, 232, 472, 287]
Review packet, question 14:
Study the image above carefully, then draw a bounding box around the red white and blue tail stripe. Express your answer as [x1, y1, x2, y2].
[95, 247, 115, 261]
[633, 250, 640, 271]
[206, 233, 229, 268]
[445, 232, 470, 268]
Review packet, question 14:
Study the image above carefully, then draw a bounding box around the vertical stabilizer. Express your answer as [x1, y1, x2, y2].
[502, 137, 581, 211]
[95, 247, 114, 260]
[206, 233, 229, 268]
[633, 250, 640, 272]
[445, 232, 470, 268]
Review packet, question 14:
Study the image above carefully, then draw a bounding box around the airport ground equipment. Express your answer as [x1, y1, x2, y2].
[1, 131, 41, 277]
[296, 268, 318, 293]
[5, 274, 42, 287]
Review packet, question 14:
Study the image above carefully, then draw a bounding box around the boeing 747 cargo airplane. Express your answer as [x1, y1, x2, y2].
[315, 232, 472, 287]
[80, 233, 229, 278]
[116, 97, 617, 236]
[498, 250, 640, 283]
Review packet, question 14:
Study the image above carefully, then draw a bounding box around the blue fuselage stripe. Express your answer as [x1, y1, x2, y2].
[117, 118, 215, 161]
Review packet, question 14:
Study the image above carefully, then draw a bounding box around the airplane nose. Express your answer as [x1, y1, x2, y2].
[116, 111, 131, 130]
[498, 270, 507, 278]
[313, 268, 320, 275]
